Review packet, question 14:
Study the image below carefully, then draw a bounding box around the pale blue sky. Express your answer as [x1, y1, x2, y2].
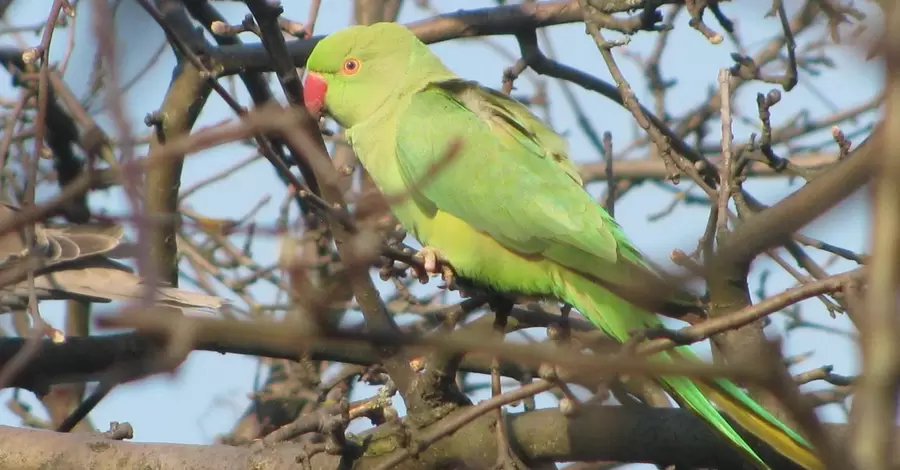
[0, 1, 881, 467]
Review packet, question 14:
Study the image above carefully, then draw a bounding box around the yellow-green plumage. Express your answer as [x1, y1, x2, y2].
[306, 22, 821, 470]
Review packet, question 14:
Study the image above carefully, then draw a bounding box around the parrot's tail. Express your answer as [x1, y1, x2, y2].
[558, 272, 821, 470]
[688, 364, 823, 470]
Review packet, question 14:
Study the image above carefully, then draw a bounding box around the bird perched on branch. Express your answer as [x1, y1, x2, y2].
[302, 22, 821, 470]
[0, 202, 223, 313]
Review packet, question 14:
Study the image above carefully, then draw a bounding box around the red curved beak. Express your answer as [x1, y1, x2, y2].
[303, 72, 327, 117]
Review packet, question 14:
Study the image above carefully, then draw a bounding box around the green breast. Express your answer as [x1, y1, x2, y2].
[347, 118, 432, 243]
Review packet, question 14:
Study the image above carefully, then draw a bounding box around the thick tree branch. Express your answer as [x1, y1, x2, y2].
[850, 4, 900, 467]
[142, 3, 213, 286]
[211, 0, 686, 75]
[0, 329, 530, 395]
[143, 62, 210, 286]
[0, 405, 880, 470]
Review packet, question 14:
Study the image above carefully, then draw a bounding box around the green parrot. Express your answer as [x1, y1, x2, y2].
[303, 22, 821, 470]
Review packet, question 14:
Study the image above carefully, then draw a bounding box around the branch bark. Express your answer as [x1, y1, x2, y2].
[143, 3, 214, 286]
[0, 405, 880, 470]
[850, 4, 900, 467]
[212, 0, 687, 75]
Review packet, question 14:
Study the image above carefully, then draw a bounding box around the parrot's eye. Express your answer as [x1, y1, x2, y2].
[342, 58, 361, 75]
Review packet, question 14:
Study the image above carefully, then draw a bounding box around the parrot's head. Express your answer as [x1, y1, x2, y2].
[303, 22, 454, 128]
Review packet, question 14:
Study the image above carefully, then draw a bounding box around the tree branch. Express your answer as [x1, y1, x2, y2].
[211, 0, 687, 75]
[0, 405, 879, 470]
[715, 128, 875, 270]
[142, 3, 213, 286]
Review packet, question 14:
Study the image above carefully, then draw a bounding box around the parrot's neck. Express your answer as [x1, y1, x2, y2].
[351, 73, 452, 130]
[377, 50, 457, 122]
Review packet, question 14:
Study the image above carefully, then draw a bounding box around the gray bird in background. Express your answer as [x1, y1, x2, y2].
[0, 202, 224, 313]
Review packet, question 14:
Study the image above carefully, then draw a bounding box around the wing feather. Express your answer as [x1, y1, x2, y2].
[394, 83, 626, 270]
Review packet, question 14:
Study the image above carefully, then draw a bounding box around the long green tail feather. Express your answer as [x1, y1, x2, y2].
[559, 271, 820, 470]
[678, 347, 812, 447]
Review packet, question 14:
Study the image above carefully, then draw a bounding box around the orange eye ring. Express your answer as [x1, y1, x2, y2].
[342, 58, 361, 75]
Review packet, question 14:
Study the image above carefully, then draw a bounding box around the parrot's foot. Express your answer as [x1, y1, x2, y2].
[411, 246, 456, 288]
